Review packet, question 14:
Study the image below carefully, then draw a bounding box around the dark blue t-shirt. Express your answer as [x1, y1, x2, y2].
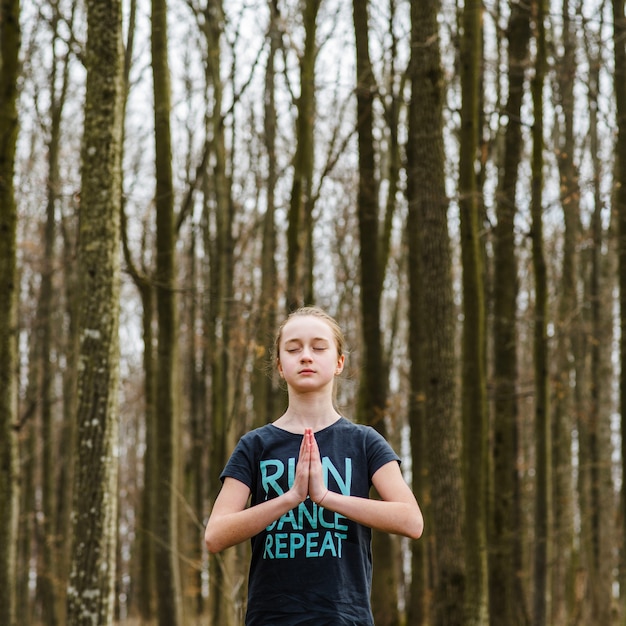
[220, 417, 401, 626]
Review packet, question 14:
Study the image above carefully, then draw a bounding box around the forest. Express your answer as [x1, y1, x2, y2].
[1, 0, 625, 624]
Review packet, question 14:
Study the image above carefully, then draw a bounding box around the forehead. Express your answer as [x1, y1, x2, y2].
[280, 315, 335, 342]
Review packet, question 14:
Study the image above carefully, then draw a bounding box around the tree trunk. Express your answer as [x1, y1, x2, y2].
[407, 1, 465, 624]
[0, 0, 21, 621]
[252, 0, 280, 430]
[286, 0, 319, 311]
[587, 39, 616, 624]
[490, 2, 531, 625]
[352, 1, 398, 624]
[458, 0, 489, 623]
[530, 2, 551, 624]
[614, 2, 626, 622]
[151, 0, 184, 622]
[550, 3, 578, 622]
[65, 0, 124, 620]
[201, 1, 239, 623]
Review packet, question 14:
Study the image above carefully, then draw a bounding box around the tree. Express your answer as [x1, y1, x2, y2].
[352, 0, 399, 623]
[490, 2, 531, 624]
[458, 0, 489, 622]
[65, 0, 124, 621]
[613, 0, 626, 623]
[406, 0, 465, 624]
[0, 0, 21, 622]
[151, 0, 184, 620]
[286, 0, 320, 310]
[529, 1, 551, 624]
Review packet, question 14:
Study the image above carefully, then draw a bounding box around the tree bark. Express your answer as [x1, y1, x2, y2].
[458, 0, 489, 623]
[352, 1, 398, 623]
[65, 0, 124, 620]
[286, 0, 320, 311]
[0, 0, 21, 622]
[490, 2, 531, 625]
[614, 0, 626, 622]
[151, 0, 184, 620]
[530, 2, 551, 624]
[407, 1, 465, 624]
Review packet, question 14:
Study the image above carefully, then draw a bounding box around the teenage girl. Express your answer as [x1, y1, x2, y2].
[205, 306, 423, 625]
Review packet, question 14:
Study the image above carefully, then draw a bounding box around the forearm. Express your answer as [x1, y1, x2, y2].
[319, 491, 423, 540]
[205, 490, 302, 553]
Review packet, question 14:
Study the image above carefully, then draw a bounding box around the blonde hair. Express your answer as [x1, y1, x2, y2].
[274, 306, 346, 363]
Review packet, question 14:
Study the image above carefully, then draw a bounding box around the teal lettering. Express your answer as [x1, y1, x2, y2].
[277, 508, 298, 531]
[335, 532, 347, 557]
[306, 532, 320, 557]
[318, 531, 337, 557]
[263, 534, 274, 558]
[289, 533, 305, 557]
[274, 533, 288, 558]
[322, 457, 352, 495]
[260, 460, 285, 496]
[319, 506, 334, 529]
[335, 513, 348, 531]
[298, 502, 316, 528]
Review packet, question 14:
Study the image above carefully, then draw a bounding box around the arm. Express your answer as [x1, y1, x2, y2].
[307, 430, 424, 540]
[314, 461, 424, 539]
[205, 432, 312, 554]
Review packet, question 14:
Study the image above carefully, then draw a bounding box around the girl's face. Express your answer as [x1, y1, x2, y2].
[277, 315, 345, 392]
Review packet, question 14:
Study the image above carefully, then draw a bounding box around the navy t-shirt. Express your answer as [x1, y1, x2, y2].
[220, 417, 401, 626]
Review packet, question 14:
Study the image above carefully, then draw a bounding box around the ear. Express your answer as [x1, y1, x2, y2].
[335, 354, 345, 375]
[277, 359, 284, 378]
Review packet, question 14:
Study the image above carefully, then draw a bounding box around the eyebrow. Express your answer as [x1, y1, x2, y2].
[283, 337, 330, 344]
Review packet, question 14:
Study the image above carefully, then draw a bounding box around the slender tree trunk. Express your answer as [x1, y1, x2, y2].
[252, 0, 280, 430]
[65, 0, 124, 620]
[490, 2, 531, 625]
[352, 1, 398, 623]
[407, 1, 464, 624]
[0, 0, 21, 622]
[38, 10, 74, 620]
[458, 0, 489, 623]
[550, 3, 577, 624]
[286, 0, 319, 311]
[151, 0, 184, 620]
[587, 37, 616, 623]
[530, 2, 551, 624]
[201, 1, 239, 623]
[151, 0, 184, 623]
[614, 2, 626, 623]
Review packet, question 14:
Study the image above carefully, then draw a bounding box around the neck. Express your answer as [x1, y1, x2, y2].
[275, 394, 341, 433]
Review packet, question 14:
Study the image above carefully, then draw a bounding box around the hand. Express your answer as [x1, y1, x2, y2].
[290, 428, 312, 504]
[305, 428, 329, 504]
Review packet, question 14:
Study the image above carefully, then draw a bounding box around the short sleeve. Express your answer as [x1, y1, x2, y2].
[220, 435, 255, 489]
[365, 426, 401, 480]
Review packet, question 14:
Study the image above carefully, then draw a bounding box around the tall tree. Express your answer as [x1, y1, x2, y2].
[151, 0, 183, 620]
[407, 0, 465, 624]
[458, 0, 489, 622]
[490, 2, 531, 624]
[582, 16, 615, 622]
[551, 1, 578, 622]
[530, 1, 551, 624]
[0, 0, 21, 622]
[65, 0, 124, 620]
[352, 0, 399, 623]
[194, 0, 238, 622]
[251, 0, 280, 430]
[286, 0, 320, 310]
[37, 6, 75, 622]
[613, 0, 626, 623]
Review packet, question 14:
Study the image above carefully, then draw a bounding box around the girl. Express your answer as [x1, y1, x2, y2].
[205, 306, 423, 625]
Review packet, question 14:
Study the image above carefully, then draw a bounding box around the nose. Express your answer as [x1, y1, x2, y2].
[300, 346, 313, 361]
